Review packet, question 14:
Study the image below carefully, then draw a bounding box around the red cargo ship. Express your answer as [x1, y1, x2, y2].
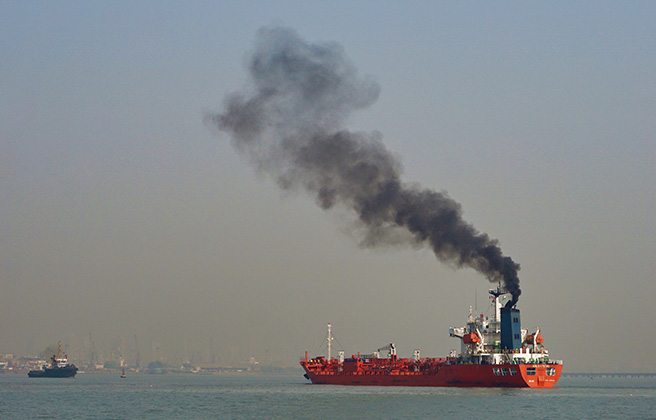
[300, 287, 562, 388]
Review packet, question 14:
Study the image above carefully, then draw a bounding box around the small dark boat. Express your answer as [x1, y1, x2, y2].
[28, 341, 78, 378]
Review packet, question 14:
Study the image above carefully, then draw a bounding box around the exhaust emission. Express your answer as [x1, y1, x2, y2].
[208, 26, 521, 303]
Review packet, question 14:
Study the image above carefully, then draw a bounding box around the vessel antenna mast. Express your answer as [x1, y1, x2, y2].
[327, 323, 333, 361]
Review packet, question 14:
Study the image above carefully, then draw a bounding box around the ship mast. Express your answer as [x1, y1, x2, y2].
[489, 283, 504, 326]
[327, 323, 333, 361]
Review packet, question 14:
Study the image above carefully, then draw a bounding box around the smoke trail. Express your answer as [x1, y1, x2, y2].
[208, 26, 521, 303]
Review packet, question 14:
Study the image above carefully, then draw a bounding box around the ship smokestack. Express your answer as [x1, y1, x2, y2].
[500, 306, 522, 350]
[208, 26, 521, 303]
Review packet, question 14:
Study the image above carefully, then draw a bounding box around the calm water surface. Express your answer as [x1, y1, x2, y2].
[0, 372, 654, 419]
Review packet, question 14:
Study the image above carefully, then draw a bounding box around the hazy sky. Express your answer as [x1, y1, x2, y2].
[1, 1, 654, 372]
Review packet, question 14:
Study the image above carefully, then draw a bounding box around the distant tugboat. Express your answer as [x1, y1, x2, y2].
[28, 341, 78, 378]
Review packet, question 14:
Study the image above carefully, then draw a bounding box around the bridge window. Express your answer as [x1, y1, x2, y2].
[493, 368, 501, 376]
[546, 367, 556, 376]
[526, 367, 536, 375]
[501, 368, 509, 376]
[509, 368, 517, 376]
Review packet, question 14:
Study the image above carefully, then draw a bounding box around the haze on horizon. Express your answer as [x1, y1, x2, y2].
[1, 1, 654, 372]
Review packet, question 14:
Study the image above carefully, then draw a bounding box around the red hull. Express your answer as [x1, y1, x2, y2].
[301, 361, 562, 388]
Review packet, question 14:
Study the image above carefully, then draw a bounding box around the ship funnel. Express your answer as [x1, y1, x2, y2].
[500, 306, 521, 350]
[504, 297, 518, 309]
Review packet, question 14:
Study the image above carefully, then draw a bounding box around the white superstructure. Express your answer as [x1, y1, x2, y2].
[448, 286, 561, 366]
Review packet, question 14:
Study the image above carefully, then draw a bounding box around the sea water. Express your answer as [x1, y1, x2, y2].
[0, 373, 654, 419]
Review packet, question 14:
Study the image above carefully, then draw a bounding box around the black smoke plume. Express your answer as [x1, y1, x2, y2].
[208, 26, 521, 303]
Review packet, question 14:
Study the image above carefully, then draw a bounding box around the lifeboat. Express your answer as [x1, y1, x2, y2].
[524, 332, 544, 345]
